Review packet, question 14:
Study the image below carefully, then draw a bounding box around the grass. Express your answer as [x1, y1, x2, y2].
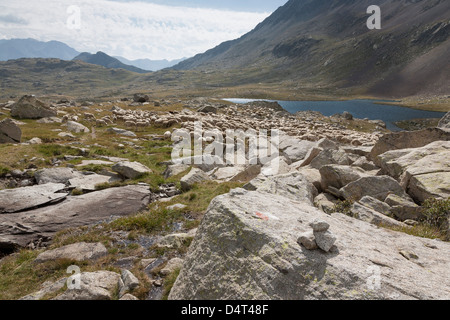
[383, 223, 445, 241]
[162, 268, 181, 300]
[109, 180, 243, 234]
[0, 250, 82, 300]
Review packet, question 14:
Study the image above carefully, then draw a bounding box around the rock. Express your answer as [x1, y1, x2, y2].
[350, 202, 406, 228]
[68, 173, 122, 191]
[309, 219, 330, 232]
[27, 137, 42, 145]
[229, 164, 261, 182]
[37, 117, 62, 124]
[408, 172, 450, 204]
[438, 112, 450, 129]
[341, 176, 410, 202]
[167, 203, 187, 210]
[112, 161, 152, 179]
[0, 185, 151, 248]
[169, 181, 450, 300]
[281, 140, 316, 164]
[173, 155, 225, 172]
[385, 194, 422, 221]
[58, 132, 76, 139]
[157, 233, 194, 249]
[55, 271, 121, 300]
[119, 269, 140, 297]
[160, 257, 184, 276]
[163, 164, 190, 179]
[314, 193, 338, 214]
[297, 231, 318, 250]
[34, 167, 83, 185]
[34, 242, 108, 263]
[370, 128, 450, 159]
[11, 95, 57, 119]
[107, 127, 137, 137]
[20, 278, 67, 300]
[120, 293, 139, 300]
[342, 111, 353, 120]
[358, 196, 391, 216]
[376, 141, 450, 203]
[309, 148, 351, 169]
[297, 147, 322, 167]
[319, 165, 368, 191]
[244, 172, 317, 205]
[76, 160, 115, 167]
[133, 94, 150, 103]
[0, 118, 22, 143]
[197, 105, 217, 114]
[296, 167, 322, 192]
[213, 165, 262, 182]
[0, 183, 67, 214]
[261, 157, 290, 177]
[66, 121, 90, 133]
[180, 168, 211, 191]
[352, 157, 379, 171]
[314, 230, 336, 252]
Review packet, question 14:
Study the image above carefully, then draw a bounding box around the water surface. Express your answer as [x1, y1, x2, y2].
[225, 98, 446, 131]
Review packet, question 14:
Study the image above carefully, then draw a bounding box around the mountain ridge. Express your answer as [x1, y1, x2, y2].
[72, 52, 150, 74]
[172, 0, 450, 98]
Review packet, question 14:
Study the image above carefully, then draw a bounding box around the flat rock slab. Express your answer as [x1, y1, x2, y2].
[76, 160, 114, 167]
[0, 185, 151, 248]
[68, 174, 121, 191]
[169, 186, 450, 300]
[0, 183, 67, 214]
[34, 167, 84, 185]
[35, 242, 108, 263]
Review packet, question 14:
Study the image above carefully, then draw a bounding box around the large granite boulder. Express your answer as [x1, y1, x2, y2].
[0, 118, 21, 143]
[34, 167, 84, 185]
[340, 176, 410, 202]
[112, 161, 152, 179]
[180, 168, 211, 191]
[11, 95, 57, 119]
[370, 128, 450, 159]
[376, 141, 450, 203]
[169, 184, 450, 300]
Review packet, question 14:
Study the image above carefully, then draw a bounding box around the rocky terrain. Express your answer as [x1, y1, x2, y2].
[0, 95, 449, 300]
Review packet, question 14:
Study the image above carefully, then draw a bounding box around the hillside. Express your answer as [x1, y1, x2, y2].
[0, 58, 143, 100]
[173, 0, 450, 98]
[73, 52, 150, 74]
[115, 56, 187, 72]
[0, 39, 80, 61]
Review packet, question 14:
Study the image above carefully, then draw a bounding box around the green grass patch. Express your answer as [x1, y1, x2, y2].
[162, 268, 181, 300]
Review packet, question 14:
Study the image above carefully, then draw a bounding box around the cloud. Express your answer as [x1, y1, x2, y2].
[0, 0, 270, 60]
[0, 14, 28, 25]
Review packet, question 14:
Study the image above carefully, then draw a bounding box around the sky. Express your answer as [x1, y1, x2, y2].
[0, 0, 288, 61]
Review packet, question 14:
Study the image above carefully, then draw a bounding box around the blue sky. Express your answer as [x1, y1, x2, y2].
[0, 0, 288, 60]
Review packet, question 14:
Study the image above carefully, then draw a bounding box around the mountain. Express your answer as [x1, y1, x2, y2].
[172, 0, 450, 98]
[0, 39, 80, 61]
[72, 52, 150, 74]
[114, 56, 187, 71]
[0, 58, 143, 99]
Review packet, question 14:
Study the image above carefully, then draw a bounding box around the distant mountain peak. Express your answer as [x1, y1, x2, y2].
[72, 51, 150, 74]
[0, 38, 80, 61]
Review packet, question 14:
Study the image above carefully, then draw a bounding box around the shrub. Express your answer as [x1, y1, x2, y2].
[422, 198, 450, 234]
